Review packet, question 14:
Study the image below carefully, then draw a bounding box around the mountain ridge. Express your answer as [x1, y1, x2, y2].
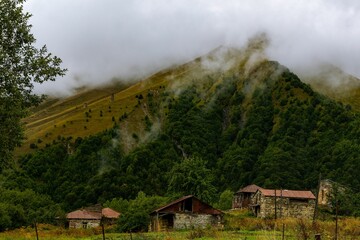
[18, 43, 360, 159]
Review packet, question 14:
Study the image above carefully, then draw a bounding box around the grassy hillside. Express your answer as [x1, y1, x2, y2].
[20, 69, 168, 154]
[17, 45, 246, 155]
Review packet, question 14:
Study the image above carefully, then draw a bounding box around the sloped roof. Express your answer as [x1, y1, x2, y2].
[259, 189, 316, 199]
[67, 207, 120, 220]
[236, 184, 263, 193]
[151, 195, 222, 215]
[66, 209, 102, 220]
[102, 207, 120, 219]
[153, 195, 193, 213]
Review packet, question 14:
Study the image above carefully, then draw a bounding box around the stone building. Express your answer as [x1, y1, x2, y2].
[149, 195, 223, 231]
[66, 207, 120, 229]
[318, 179, 333, 207]
[251, 188, 316, 219]
[232, 184, 262, 209]
[317, 179, 347, 208]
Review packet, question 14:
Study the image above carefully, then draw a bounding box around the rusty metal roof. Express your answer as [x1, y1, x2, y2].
[67, 207, 120, 220]
[259, 189, 316, 199]
[102, 208, 120, 219]
[66, 210, 102, 220]
[237, 184, 263, 193]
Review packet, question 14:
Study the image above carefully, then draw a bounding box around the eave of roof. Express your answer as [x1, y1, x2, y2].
[66, 210, 102, 220]
[258, 189, 316, 199]
[236, 184, 263, 193]
[102, 207, 120, 219]
[153, 195, 194, 213]
[151, 195, 223, 215]
[67, 207, 120, 220]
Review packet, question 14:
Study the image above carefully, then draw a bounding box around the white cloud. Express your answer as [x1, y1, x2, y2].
[24, 0, 360, 95]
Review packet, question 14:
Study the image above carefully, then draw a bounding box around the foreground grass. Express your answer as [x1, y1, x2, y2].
[1, 214, 359, 240]
[0, 228, 286, 240]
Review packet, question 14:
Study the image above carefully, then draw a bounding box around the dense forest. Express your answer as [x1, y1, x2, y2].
[1, 60, 360, 230]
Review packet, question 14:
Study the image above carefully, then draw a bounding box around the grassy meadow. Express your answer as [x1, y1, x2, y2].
[0, 215, 359, 240]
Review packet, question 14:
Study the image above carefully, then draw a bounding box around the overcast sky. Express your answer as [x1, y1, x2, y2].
[24, 0, 360, 95]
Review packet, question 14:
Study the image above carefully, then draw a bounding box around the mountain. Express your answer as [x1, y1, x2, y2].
[302, 64, 360, 110]
[6, 38, 360, 218]
[19, 35, 275, 154]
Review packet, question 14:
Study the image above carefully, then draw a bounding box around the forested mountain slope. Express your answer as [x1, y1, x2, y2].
[2, 41, 360, 229]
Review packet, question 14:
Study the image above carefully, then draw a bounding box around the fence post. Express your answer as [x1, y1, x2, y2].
[102, 223, 105, 240]
[34, 221, 39, 240]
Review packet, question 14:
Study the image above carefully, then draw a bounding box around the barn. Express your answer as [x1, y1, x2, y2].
[149, 195, 223, 231]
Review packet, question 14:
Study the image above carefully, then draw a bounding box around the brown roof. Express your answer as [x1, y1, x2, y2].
[152, 195, 223, 215]
[102, 208, 120, 219]
[237, 184, 263, 193]
[67, 207, 120, 220]
[66, 210, 102, 220]
[259, 189, 316, 199]
[153, 195, 193, 213]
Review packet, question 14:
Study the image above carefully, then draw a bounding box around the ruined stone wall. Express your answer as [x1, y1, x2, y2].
[318, 180, 333, 206]
[258, 196, 315, 219]
[173, 213, 219, 230]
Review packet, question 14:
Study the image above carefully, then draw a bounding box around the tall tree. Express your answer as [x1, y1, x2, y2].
[0, 0, 66, 168]
[168, 157, 217, 203]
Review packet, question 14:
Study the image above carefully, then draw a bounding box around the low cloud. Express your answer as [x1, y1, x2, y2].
[24, 0, 360, 95]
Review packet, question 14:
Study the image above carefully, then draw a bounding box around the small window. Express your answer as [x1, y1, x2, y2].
[82, 222, 88, 229]
[184, 198, 192, 212]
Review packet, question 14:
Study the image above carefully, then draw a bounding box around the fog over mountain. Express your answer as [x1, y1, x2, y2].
[24, 0, 360, 95]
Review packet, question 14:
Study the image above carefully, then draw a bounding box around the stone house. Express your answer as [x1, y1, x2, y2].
[67, 207, 120, 229]
[232, 184, 262, 209]
[251, 188, 316, 219]
[149, 195, 223, 232]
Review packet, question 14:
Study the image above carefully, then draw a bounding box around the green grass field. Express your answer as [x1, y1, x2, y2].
[1, 216, 359, 240]
[0, 228, 290, 240]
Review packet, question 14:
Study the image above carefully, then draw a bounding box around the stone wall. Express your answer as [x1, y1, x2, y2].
[69, 219, 101, 229]
[253, 192, 315, 219]
[173, 213, 220, 230]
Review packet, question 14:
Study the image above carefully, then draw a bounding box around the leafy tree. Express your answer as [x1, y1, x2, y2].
[168, 157, 217, 203]
[0, 0, 66, 168]
[117, 192, 168, 232]
[0, 187, 63, 230]
[214, 190, 233, 210]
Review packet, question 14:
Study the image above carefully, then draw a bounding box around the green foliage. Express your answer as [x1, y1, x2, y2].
[144, 115, 152, 131]
[0, 187, 63, 230]
[214, 190, 234, 210]
[0, 0, 66, 168]
[117, 192, 168, 232]
[104, 198, 130, 213]
[168, 157, 217, 203]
